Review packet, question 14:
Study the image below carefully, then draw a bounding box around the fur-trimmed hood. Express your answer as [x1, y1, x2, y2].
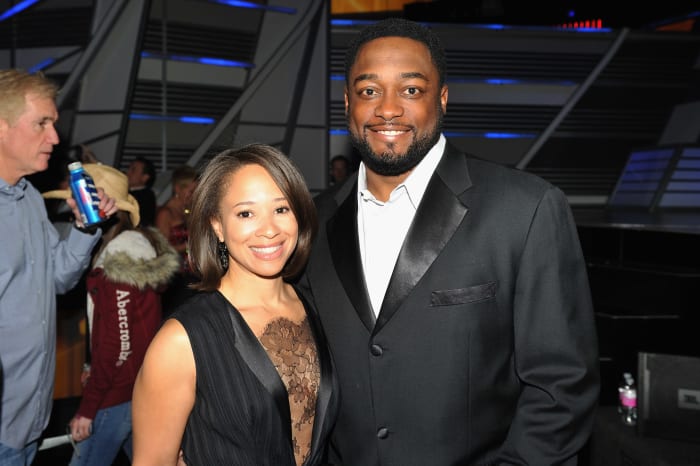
[94, 228, 181, 290]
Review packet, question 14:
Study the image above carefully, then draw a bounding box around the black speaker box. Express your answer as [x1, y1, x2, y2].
[637, 352, 700, 443]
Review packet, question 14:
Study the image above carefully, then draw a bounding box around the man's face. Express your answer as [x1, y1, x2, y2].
[0, 92, 59, 184]
[127, 160, 148, 188]
[345, 36, 447, 177]
[331, 159, 349, 183]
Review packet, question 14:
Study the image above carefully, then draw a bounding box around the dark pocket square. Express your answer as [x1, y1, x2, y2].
[430, 282, 497, 306]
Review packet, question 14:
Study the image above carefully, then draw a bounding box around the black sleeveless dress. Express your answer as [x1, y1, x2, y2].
[171, 290, 338, 466]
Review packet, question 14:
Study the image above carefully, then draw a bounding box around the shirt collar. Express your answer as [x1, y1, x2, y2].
[358, 134, 446, 208]
[0, 177, 27, 201]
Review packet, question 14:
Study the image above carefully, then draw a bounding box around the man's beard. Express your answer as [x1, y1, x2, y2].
[349, 109, 443, 177]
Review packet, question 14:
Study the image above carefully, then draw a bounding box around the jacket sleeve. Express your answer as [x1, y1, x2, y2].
[501, 186, 600, 464]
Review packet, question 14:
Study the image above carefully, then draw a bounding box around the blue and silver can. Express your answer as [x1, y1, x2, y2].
[68, 162, 105, 227]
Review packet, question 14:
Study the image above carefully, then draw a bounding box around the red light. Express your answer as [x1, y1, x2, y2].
[556, 18, 604, 30]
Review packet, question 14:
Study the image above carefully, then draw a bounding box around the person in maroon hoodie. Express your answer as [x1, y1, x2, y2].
[45, 163, 180, 465]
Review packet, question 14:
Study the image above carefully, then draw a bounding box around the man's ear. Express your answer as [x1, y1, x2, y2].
[440, 84, 448, 114]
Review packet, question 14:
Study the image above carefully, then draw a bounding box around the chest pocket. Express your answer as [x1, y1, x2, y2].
[430, 281, 497, 306]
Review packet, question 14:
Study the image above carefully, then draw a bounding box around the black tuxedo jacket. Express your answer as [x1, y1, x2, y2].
[300, 142, 599, 465]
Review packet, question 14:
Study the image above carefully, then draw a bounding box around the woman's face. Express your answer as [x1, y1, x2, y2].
[211, 164, 298, 280]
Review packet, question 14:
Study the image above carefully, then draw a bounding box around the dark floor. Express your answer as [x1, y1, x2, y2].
[34, 444, 75, 466]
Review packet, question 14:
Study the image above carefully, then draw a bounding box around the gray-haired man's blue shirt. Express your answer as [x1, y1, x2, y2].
[0, 177, 100, 449]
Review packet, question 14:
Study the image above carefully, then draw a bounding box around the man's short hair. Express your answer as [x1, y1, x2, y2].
[344, 18, 447, 89]
[134, 156, 157, 188]
[0, 69, 59, 125]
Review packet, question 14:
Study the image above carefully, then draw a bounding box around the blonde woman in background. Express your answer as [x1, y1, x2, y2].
[156, 164, 199, 314]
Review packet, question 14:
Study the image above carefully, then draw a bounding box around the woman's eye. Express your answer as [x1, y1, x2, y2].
[237, 211, 252, 218]
[276, 206, 290, 214]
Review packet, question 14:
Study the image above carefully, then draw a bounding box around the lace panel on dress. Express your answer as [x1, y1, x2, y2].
[259, 317, 320, 466]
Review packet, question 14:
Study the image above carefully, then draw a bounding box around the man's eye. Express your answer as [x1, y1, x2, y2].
[361, 88, 376, 96]
[405, 87, 420, 96]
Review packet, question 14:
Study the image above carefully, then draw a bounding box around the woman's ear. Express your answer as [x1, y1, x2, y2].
[210, 216, 223, 242]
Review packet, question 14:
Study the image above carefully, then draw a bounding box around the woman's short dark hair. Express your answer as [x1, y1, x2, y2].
[188, 143, 317, 291]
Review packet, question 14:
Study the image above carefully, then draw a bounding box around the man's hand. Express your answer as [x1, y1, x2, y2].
[68, 187, 118, 229]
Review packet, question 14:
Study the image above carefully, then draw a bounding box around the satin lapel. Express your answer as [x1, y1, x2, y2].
[327, 186, 376, 331]
[376, 144, 471, 330]
[296, 289, 333, 461]
[221, 293, 292, 442]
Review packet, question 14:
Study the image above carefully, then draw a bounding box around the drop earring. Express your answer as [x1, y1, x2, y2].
[218, 240, 229, 270]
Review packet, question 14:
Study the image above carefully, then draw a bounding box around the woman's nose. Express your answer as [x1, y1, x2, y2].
[256, 215, 279, 238]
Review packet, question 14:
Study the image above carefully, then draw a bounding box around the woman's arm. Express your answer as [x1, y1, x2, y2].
[132, 319, 196, 466]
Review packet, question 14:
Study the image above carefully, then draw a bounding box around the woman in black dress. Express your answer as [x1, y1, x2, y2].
[132, 144, 338, 466]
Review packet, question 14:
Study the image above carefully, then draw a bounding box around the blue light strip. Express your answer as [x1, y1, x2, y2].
[331, 19, 376, 27]
[130, 113, 215, 125]
[331, 74, 577, 86]
[447, 131, 537, 139]
[206, 0, 296, 14]
[29, 57, 56, 73]
[330, 129, 536, 139]
[330, 18, 610, 33]
[141, 51, 254, 69]
[449, 77, 578, 86]
[0, 0, 40, 22]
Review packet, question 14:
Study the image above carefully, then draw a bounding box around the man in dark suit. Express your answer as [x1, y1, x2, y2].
[330, 154, 351, 186]
[300, 18, 599, 465]
[126, 156, 157, 227]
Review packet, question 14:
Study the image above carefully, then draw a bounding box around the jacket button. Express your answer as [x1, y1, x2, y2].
[377, 427, 389, 439]
[370, 344, 383, 356]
